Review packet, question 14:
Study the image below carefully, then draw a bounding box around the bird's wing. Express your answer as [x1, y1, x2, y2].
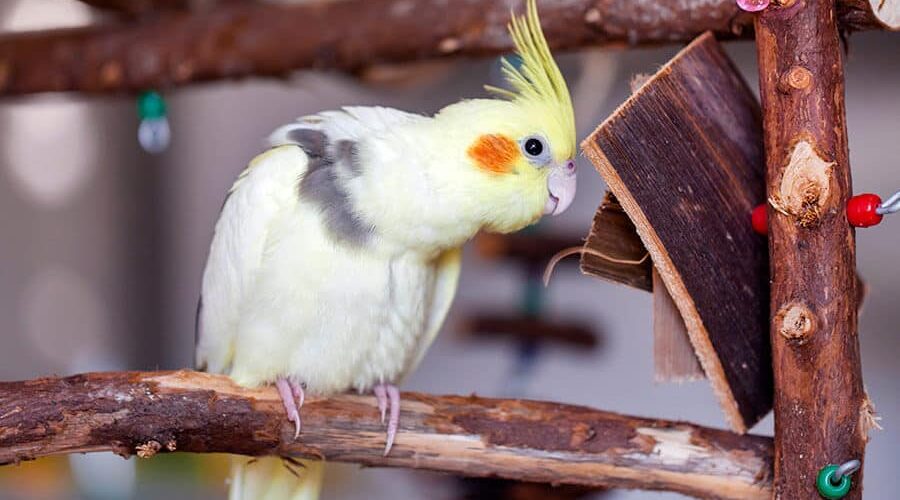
[268, 106, 423, 146]
[195, 146, 307, 373]
[407, 247, 463, 373]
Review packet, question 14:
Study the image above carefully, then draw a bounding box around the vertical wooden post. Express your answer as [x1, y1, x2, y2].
[755, 2, 867, 498]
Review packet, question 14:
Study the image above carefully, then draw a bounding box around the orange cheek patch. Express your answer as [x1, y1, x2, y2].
[467, 134, 520, 174]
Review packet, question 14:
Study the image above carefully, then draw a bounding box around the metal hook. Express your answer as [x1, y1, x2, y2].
[832, 459, 861, 483]
[876, 190, 900, 215]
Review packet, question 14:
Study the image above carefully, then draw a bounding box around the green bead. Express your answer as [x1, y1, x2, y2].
[817, 465, 852, 499]
[138, 91, 166, 120]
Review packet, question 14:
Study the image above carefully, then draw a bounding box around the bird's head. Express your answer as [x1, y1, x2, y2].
[432, 0, 576, 235]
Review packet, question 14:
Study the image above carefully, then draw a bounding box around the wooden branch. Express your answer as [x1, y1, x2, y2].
[462, 314, 598, 349]
[755, 2, 868, 498]
[0, 0, 893, 96]
[0, 370, 773, 498]
[78, 0, 202, 16]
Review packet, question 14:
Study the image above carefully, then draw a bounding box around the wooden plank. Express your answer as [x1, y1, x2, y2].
[756, 1, 868, 496]
[581, 32, 770, 432]
[580, 192, 652, 291]
[653, 269, 704, 382]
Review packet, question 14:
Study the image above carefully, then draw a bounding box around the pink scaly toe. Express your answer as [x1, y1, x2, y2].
[373, 383, 401, 456]
[384, 385, 400, 456]
[275, 378, 304, 440]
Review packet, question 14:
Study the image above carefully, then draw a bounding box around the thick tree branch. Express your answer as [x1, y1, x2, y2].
[0, 370, 773, 498]
[0, 0, 893, 96]
[755, 1, 869, 498]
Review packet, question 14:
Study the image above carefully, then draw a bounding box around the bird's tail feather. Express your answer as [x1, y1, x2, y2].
[229, 456, 324, 500]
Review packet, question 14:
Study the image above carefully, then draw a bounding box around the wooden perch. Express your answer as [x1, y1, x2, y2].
[755, 1, 868, 497]
[0, 0, 894, 96]
[0, 370, 774, 498]
[77, 0, 209, 17]
[582, 33, 770, 433]
[462, 314, 598, 349]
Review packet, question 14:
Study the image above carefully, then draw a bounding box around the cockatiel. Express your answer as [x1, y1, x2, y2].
[195, 1, 575, 498]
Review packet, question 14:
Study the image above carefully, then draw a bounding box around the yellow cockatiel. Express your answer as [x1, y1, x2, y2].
[195, 1, 576, 498]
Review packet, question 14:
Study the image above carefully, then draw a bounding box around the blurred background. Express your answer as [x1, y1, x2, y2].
[0, 0, 898, 498]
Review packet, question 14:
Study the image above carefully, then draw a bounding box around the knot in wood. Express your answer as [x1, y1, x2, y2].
[780, 66, 812, 92]
[776, 302, 816, 342]
[773, 140, 834, 227]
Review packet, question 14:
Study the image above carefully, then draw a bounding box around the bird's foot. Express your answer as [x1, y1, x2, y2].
[275, 378, 305, 440]
[372, 382, 400, 456]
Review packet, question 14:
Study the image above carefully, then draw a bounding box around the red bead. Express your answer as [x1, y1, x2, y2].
[847, 194, 883, 227]
[751, 204, 768, 235]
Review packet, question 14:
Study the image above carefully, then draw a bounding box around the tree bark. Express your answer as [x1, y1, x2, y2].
[0, 0, 892, 96]
[0, 370, 774, 498]
[755, 2, 868, 498]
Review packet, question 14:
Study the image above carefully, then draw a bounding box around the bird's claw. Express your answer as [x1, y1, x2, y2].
[373, 383, 400, 456]
[276, 378, 305, 441]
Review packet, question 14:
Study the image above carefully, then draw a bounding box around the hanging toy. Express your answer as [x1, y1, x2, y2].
[751, 189, 900, 234]
[816, 459, 860, 499]
[137, 91, 170, 154]
[847, 190, 900, 227]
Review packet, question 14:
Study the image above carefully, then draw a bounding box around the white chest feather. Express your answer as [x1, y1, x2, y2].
[226, 203, 435, 393]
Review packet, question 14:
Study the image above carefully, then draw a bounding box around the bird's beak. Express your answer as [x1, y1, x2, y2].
[543, 159, 577, 216]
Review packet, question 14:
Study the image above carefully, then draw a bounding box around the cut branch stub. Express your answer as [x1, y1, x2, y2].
[770, 139, 835, 228]
[868, 0, 900, 28]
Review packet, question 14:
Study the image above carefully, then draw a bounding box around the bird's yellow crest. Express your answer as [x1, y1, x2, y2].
[485, 0, 575, 158]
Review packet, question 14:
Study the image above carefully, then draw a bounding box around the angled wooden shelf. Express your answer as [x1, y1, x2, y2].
[581, 33, 770, 433]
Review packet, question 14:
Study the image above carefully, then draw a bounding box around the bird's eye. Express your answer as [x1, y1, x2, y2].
[524, 138, 543, 156]
[520, 135, 551, 166]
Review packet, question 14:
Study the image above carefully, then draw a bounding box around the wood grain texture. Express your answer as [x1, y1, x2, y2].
[0, 370, 774, 498]
[580, 192, 653, 291]
[755, 1, 867, 497]
[0, 0, 890, 96]
[653, 269, 704, 382]
[582, 33, 770, 433]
